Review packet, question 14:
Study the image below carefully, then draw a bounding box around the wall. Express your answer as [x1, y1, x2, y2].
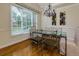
[0, 3, 41, 49]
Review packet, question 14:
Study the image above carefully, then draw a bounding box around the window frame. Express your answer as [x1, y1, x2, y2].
[10, 4, 37, 36]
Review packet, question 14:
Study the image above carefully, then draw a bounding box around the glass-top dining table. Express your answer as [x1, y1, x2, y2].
[30, 29, 67, 56]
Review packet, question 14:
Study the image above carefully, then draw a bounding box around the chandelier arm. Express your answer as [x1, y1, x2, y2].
[44, 3, 55, 17]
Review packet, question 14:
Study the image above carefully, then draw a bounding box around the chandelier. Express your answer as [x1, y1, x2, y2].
[44, 4, 54, 17]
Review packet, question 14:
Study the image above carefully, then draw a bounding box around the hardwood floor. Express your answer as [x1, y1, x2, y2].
[13, 44, 60, 56]
[0, 39, 62, 56]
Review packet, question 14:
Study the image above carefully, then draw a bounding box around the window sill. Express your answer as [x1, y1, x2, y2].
[11, 30, 30, 36]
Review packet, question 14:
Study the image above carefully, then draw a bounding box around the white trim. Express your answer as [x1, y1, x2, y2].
[0, 37, 29, 49]
[10, 4, 38, 36]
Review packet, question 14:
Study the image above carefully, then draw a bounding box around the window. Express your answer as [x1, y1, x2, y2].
[11, 4, 37, 35]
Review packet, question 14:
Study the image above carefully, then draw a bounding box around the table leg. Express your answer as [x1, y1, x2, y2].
[65, 37, 67, 56]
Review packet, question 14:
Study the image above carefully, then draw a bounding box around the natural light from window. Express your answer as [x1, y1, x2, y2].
[11, 4, 38, 35]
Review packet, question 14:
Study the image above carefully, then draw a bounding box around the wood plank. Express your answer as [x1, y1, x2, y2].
[0, 39, 31, 56]
[0, 39, 62, 56]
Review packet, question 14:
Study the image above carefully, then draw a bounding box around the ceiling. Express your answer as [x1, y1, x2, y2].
[38, 3, 75, 10]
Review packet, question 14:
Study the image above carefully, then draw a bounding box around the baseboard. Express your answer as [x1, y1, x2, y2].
[0, 38, 31, 56]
